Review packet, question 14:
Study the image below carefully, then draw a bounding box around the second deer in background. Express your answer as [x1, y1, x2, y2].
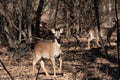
[87, 23, 116, 49]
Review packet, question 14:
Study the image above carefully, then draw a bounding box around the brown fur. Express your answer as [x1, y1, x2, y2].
[33, 28, 63, 77]
[87, 25, 116, 49]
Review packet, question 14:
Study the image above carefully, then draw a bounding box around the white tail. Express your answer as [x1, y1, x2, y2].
[87, 25, 116, 49]
[33, 28, 63, 76]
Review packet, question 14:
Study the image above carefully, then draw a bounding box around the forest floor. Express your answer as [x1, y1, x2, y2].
[0, 35, 119, 80]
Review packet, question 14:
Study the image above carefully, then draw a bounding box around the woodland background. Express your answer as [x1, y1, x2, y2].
[0, 0, 120, 80]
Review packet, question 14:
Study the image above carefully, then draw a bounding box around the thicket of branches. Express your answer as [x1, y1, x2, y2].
[0, 0, 34, 49]
[0, 0, 119, 51]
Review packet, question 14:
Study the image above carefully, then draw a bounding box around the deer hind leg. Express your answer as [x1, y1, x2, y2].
[33, 56, 40, 76]
[96, 38, 101, 47]
[40, 60, 49, 76]
[88, 39, 91, 49]
[95, 35, 101, 47]
[87, 31, 95, 49]
[51, 57, 56, 77]
[87, 36, 93, 49]
[59, 56, 62, 73]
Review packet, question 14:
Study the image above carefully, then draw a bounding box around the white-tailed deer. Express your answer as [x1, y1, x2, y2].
[87, 24, 116, 49]
[33, 28, 63, 76]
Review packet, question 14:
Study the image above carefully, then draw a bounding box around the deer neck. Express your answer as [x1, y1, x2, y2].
[54, 37, 61, 44]
[54, 39, 60, 47]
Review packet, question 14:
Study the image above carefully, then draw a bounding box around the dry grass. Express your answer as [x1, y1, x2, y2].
[0, 35, 119, 80]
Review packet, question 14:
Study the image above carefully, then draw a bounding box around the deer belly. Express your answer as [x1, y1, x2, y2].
[54, 50, 62, 57]
[42, 54, 50, 59]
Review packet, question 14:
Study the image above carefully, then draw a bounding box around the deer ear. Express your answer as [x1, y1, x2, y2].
[51, 28, 56, 33]
[60, 28, 63, 33]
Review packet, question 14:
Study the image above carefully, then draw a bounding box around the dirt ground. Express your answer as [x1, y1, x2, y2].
[0, 36, 119, 80]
